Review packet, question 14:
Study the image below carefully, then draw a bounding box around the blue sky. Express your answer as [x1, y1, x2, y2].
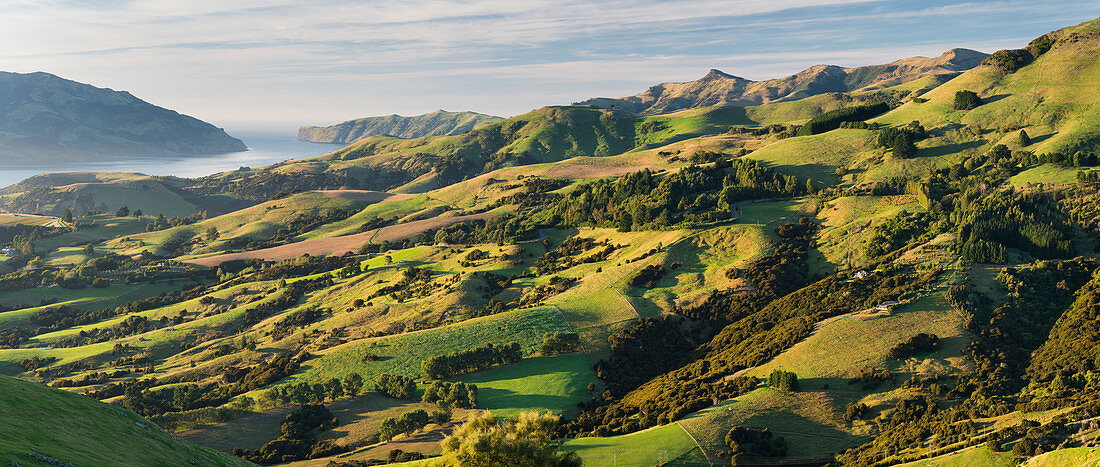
[2, 0, 1098, 133]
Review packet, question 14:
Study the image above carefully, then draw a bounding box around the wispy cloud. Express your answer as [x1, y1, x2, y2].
[0, 0, 1097, 128]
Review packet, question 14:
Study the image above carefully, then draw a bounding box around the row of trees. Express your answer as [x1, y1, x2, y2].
[796, 102, 890, 136]
[378, 408, 451, 441]
[263, 373, 364, 406]
[421, 342, 522, 379]
[422, 381, 478, 409]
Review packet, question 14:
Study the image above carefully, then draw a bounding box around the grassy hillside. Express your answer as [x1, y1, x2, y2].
[298, 110, 504, 143]
[876, 18, 1100, 156]
[0, 375, 249, 466]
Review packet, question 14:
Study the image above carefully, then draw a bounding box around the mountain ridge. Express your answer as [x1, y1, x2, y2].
[576, 48, 989, 115]
[298, 110, 503, 143]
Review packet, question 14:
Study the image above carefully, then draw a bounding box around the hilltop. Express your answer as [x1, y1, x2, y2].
[298, 110, 503, 143]
[0, 71, 245, 163]
[576, 48, 988, 114]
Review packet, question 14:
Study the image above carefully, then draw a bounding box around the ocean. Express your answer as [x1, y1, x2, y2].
[0, 132, 343, 188]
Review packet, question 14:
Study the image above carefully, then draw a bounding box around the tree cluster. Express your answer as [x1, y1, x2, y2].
[422, 381, 478, 409]
[375, 373, 417, 399]
[796, 102, 889, 136]
[421, 342, 522, 379]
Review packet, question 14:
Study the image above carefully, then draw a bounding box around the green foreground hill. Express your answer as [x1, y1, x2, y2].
[0, 375, 250, 466]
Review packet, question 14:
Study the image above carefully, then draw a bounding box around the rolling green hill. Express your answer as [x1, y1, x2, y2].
[298, 110, 503, 143]
[0, 375, 250, 466]
[875, 18, 1100, 156]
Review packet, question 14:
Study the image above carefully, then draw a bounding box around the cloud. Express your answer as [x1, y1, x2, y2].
[1, 0, 1097, 128]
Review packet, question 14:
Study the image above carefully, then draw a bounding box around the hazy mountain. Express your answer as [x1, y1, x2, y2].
[576, 48, 989, 115]
[0, 71, 246, 163]
[298, 110, 504, 143]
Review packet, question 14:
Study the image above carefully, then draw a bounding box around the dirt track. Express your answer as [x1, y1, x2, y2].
[185, 212, 497, 267]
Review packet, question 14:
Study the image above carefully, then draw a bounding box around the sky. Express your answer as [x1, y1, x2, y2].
[2, 0, 1099, 134]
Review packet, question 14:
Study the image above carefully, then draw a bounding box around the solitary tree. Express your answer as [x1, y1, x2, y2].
[116, 206, 129, 217]
[1018, 129, 1031, 147]
[953, 90, 982, 110]
[62, 209, 73, 223]
[438, 411, 581, 466]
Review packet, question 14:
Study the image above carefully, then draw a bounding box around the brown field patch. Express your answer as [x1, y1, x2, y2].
[318, 190, 414, 202]
[543, 163, 661, 179]
[185, 212, 497, 266]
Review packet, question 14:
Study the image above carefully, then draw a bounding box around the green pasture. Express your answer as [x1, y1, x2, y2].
[561, 422, 700, 467]
[282, 306, 571, 385]
[456, 354, 595, 418]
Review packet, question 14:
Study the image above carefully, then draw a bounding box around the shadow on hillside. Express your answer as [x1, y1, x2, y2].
[982, 94, 1011, 104]
[0, 361, 22, 376]
[1028, 132, 1055, 146]
[919, 140, 984, 158]
[474, 386, 579, 414]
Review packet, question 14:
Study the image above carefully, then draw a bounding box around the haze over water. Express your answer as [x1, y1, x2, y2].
[0, 132, 341, 189]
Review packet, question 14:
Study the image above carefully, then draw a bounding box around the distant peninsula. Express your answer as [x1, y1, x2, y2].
[0, 71, 246, 163]
[298, 110, 503, 143]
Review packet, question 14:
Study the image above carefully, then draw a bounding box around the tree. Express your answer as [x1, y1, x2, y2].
[116, 206, 129, 217]
[541, 332, 581, 355]
[324, 377, 344, 400]
[83, 244, 95, 256]
[376, 373, 417, 399]
[768, 369, 799, 392]
[953, 90, 982, 110]
[206, 226, 219, 241]
[133, 209, 143, 218]
[343, 373, 364, 397]
[62, 209, 73, 223]
[1018, 129, 1031, 147]
[438, 411, 581, 466]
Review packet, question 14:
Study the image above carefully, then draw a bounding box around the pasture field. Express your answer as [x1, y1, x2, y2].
[0, 213, 58, 227]
[898, 445, 1017, 467]
[281, 306, 571, 385]
[744, 129, 875, 185]
[737, 199, 806, 225]
[0, 282, 179, 322]
[33, 215, 150, 253]
[679, 387, 866, 460]
[560, 422, 700, 467]
[180, 393, 445, 453]
[457, 354, 595, 418]
[813, 195, 924, 272]
[1023, 447, 1100, 466]
[745, 293, 969, 382]
[1007, 164, 1093, 186]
